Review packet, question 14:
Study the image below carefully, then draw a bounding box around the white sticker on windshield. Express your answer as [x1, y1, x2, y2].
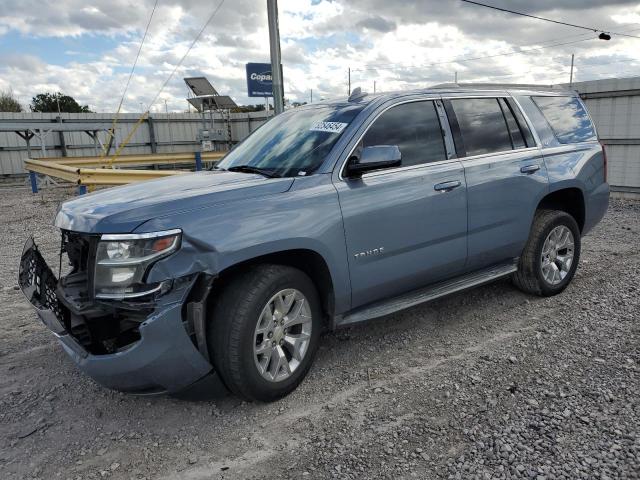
[309, 121, 348, 134]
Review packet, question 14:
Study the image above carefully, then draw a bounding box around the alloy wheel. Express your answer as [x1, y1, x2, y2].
[541, 225, 575, 286]
[253, 289, 312, 382]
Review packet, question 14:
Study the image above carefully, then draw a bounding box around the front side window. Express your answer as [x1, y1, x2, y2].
[532, 96, 596, 144]
[447, 98, 513, 157]
[361, 101, 446, 167]
[217, 104, 363, 177]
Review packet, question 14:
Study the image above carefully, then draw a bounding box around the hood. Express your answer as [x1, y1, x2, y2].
[54, 170, 294, 233]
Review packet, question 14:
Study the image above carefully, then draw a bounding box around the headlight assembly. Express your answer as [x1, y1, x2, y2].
[94, 229, 181, 299]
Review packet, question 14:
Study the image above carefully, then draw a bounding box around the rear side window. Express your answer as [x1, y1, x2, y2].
[446, 98, 513, 156]
[362, 101, 446, 167]
[532, 96, 596, 144]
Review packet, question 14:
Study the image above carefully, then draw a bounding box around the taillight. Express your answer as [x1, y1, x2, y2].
[600, 141, 608, 183]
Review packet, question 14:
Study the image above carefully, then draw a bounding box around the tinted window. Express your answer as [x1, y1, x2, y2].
[218, 104, 363, 177]
[362, 101, 446, 167]
[532, 96, 596, 144]
[499, 98, 526, 149]
[506, 98, 536, 147]
[449, 98, 513, 156]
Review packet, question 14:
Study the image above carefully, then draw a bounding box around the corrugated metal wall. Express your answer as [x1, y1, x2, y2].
[0, 111, 271, 176]
[572, 77, 640, 192]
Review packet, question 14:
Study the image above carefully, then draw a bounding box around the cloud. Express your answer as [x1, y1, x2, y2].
[356, 15, 396, 33]
[0, 0, 638, 111]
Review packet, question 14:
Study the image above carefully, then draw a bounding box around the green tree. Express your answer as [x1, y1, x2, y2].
[30, 92, 92, 113]
[0, 90, 23, 112]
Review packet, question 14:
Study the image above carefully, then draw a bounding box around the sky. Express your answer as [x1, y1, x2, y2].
[0, 0, 639, 113]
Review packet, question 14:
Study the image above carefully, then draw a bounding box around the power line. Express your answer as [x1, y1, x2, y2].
[352, 37, 597, 73]
[460, 0, 640, 39]
[146, 0, 226, 111]
[110, 0, 226, 161]
[102, 0, 158, 155]
[118, 0, 158, 113]
[350, 24, 640, 76]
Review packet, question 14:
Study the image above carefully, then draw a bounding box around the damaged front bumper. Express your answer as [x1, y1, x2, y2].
[19, 238, 221, 395]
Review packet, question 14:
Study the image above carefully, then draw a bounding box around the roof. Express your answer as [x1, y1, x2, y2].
[313, 82, 576, 109]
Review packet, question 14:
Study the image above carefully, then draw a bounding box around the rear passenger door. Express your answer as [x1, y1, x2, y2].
[334, 99, 468, 309]
[443, 96, 549, 270]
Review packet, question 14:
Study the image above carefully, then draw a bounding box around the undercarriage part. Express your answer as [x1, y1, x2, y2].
[184, 274, 216, 362]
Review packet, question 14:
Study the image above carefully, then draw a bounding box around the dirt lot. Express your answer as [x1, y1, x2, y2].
[0, 185, 638, 480]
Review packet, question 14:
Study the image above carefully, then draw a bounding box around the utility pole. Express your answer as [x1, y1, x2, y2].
[373, 80, 376, 93]
[454, 71, 458, 83]
[267, 0, 284, 114]
[569, 54, 575, 87]
[348, 67, 351, 95]
[310, 89, 313, 103]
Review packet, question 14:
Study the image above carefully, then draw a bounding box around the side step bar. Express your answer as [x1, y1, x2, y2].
[338, 260, 518, 327]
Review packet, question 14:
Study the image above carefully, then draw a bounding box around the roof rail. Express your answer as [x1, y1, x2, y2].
[430, 82, 568, 91]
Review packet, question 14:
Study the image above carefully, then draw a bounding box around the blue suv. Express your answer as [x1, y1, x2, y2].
[20, 85, 609, 401]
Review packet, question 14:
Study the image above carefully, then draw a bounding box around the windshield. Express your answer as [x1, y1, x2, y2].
[217, 104, 363, 177]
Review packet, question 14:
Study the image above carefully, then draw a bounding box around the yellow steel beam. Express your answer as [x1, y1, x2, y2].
[25, 158, 188, 186]
[78, 167, 184, 186]
[37, 151, 226, 167]
[25, 159, 80, 183]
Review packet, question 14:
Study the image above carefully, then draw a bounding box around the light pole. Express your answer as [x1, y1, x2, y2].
[267, 0, 284, 114]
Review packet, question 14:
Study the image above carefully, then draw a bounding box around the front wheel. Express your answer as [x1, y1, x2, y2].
[513, 209, 581, 296]
[208, 265, 322, 402]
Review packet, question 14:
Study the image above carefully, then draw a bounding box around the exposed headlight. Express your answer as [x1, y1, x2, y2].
[94, 229, 181, 299]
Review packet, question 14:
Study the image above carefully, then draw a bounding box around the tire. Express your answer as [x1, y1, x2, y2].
[513, 209, 581, 297]
[208, 264, 322, 402]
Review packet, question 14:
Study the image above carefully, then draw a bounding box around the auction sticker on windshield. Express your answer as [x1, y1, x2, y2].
[309, 121, 348, 134]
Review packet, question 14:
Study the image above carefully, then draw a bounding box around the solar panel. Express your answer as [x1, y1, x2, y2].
[187, 95, 238, 112]
[184, 77, 218, 96]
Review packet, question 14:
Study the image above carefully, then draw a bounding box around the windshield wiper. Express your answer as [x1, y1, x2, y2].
[226, 165, 278, 178]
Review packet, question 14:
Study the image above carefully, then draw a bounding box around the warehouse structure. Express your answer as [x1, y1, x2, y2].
[0, 111, 271, 177]
[571, 76, 640, 197]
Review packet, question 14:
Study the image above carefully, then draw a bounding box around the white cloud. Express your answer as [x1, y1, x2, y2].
[0, 0, 639, 112]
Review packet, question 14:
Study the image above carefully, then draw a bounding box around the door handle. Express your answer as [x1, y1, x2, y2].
[434, 180, 462, 192]
[520, 164, 541, 174]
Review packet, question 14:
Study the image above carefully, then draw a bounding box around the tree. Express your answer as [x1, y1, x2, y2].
[0, 90, 23, 112]
[231, 104, 267, 113]
[30, 92, 92, 113]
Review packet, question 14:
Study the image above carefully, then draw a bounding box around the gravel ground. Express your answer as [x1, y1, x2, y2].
[0, 185, 638, 480]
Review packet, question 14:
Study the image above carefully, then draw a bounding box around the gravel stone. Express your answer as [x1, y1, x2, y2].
[0, 188, 638, 480]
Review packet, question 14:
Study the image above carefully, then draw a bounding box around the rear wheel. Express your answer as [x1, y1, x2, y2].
[208, 264, 322, 401]
[513, 210, 581, 296]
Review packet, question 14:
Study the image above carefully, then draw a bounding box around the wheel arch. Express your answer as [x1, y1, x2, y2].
[211, 248, 336, 326]
[536, 186, 585, 233]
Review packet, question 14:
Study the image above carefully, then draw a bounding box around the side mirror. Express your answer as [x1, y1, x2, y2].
[346, 145, 402, 177]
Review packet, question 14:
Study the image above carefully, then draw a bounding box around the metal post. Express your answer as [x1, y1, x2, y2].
[56, 116, 67, 157]
[29, 172, 38, 193]
[195, 151, 202, 171]
[348, 67, 351, 95]
[165, 99, 174, 152]
[267, 0, 284, 115]
[569, 54, 575, 87]
[148, 115, 157, 153]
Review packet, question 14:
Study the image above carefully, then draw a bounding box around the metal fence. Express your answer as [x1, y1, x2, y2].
[572, 77, 640, 194]
[0, 111, 271, 176]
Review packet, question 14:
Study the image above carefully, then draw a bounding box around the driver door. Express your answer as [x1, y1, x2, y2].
[334, 99, 468, 309]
